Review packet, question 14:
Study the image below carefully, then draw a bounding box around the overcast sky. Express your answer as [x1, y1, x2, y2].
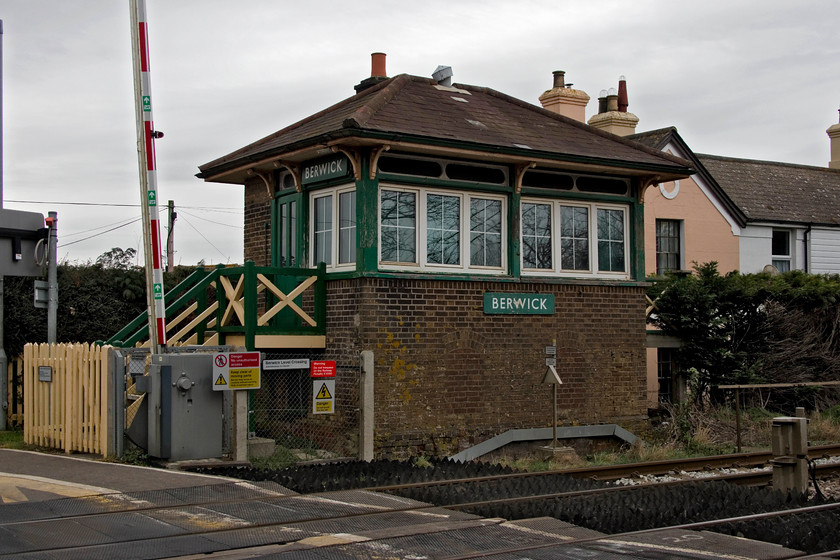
[2, 0, 839, 266]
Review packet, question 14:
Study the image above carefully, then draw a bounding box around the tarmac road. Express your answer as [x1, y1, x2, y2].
[0, 448, 232, 503]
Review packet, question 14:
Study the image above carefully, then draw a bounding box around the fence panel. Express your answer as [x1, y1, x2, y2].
[23, 343, 112, 455]
[255, 349, 359, 462]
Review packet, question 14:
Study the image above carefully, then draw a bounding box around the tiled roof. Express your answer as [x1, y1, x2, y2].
[697, 154, 840, 226]
[198, 74, 691, 180]
[627, 127, 676, 151]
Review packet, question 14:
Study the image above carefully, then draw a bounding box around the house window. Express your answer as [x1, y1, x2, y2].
[426, 193, 461, 265]
[772, 229, 791, 272]
[470, 198, 503, 267]
[522, 200, 628, 277]
[522, 202, 553, 269]
[657, 348, 676, 403]
[560, 205, 589, 271]
[656, 219, 681, 275]
[379, 186, 505, 273]
[310, 185, 356, 269]
[597, 208, 625, 273]
[380, 190, 417, 263]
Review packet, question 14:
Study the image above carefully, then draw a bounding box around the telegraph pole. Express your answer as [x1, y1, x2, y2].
[130, 0, 166, 352]
[166, 199, 175, 272]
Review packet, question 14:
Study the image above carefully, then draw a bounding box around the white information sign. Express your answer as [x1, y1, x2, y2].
[263, 358, 310, 371]
[312, 379, 335, 415]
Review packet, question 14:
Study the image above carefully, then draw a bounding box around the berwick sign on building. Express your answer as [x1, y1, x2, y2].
[483, 292, 554, 315]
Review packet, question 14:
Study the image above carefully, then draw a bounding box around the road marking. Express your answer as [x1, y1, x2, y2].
[0, 473, 115, 503]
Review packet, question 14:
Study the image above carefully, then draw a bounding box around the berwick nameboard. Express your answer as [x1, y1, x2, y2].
[483, 292, 555, 315]
[301, 155, 351, 185]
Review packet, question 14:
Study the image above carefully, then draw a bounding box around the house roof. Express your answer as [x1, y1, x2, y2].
[629, 127, 747, 227]
[697, 154, 840, 226]
[198, 74, 692, 184]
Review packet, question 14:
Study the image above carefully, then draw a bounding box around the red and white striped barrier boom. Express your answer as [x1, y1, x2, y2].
[130, 0, 166, 350]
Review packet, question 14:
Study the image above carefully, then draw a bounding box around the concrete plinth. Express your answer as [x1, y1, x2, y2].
[247, 437, 276, 459]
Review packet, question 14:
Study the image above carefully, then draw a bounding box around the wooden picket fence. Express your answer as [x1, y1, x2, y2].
[23, 343, 112, 455]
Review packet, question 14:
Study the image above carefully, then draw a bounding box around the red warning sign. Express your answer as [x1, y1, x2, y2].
[310, 360, 336, 378]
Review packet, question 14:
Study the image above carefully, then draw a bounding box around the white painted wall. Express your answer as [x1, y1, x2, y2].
[809, 227, 840, 274]
[739, 225, 773, 273]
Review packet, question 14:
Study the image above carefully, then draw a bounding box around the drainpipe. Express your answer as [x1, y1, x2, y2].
[804, 225, 811, 273]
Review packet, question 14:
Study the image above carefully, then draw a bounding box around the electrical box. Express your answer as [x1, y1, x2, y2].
[146, 353, 223, 461]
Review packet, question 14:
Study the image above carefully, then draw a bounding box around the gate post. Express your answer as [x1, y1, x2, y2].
[360, 350, 374, 461]
[109, 348, 126, 458]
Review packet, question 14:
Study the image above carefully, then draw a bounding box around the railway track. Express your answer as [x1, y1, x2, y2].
[5, 447, 840, 558]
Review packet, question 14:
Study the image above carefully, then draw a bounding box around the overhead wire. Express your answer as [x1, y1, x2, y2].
[178, 213, 230, 262]
[6, 198, 242, 259]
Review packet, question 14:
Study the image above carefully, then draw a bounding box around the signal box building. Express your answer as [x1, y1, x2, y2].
[197, 55, 692, 458]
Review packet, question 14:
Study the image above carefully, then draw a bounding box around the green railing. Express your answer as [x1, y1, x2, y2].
[106, 261, 326, 350]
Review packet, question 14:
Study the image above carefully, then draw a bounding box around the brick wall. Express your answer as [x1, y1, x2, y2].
[243, 179, 272, 266]
[324, 277, 648, 459]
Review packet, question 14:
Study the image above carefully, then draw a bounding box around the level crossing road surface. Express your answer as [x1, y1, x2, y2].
[0, 449, 827, 559]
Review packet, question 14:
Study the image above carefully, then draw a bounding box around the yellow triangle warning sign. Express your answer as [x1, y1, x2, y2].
[215, 374, 227, 386]
[316, 383, 332, 399]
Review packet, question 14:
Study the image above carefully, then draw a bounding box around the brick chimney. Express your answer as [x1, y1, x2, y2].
[828, 108, 840, 169]
[355, 52, 388, 93]
[539, 70, 590, 123]
[587, 75, 639, 136]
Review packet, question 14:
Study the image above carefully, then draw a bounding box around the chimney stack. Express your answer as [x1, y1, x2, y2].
[828, 108, 840, 169]
[588, 75, 639, 137]
[538, 70, 590, 123]
[355, 52, 389, 94]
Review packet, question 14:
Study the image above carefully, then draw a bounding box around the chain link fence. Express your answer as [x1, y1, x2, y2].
[255, 349, 360, 461]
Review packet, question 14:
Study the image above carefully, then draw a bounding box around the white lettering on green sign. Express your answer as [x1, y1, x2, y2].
[301, 156, 349, 184]
[142, 95, 151, 111]
[483, 292, 554, 315]
[147, 191, 157, 206]
[153, 283, 162, 299]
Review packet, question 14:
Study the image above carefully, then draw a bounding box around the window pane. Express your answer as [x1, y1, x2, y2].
[656, 219, 680, 275]
[380, 190, 416, 263]
[597, 208, 624, 272]
[289, 201, 296, 266]
[427, 194, 460, 265]
[560, 206, 589, 270]
[772, 230, 790, 256]
[522, 202, 552, 269]
[280, 204, 288, 267]
[470, 198, 502, 267]
[772, 259, 791, 272]
[338, 191, 356, 264]
[314, 195, 332, 265]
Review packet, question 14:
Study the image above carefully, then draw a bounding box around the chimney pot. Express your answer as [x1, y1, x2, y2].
[371, 52, 387, 78]
[552, 70, 565, 88]
[617, 75, 628, 113]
